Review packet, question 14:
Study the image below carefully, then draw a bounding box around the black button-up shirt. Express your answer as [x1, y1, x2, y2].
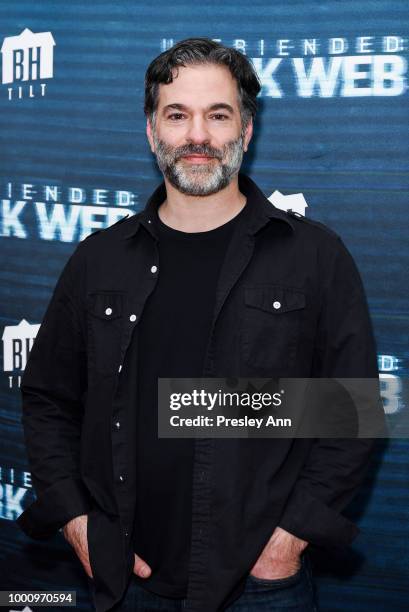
[17, 173, 382, 612]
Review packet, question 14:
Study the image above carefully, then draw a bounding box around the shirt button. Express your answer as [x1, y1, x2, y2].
[115, 421, 121, 429]
[105, 307, 113, 315]
[119, 474, 125, 482]
[129, 314, 137, 322]
[118, 364, 122, 372]
[150, 265, 158, 273]
[124, 530, 129, 537]
[273, 301, 281, 310]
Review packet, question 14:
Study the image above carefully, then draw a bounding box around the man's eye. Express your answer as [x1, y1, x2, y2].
[168, 113, 185, 120]
[210, 114, 229, 120]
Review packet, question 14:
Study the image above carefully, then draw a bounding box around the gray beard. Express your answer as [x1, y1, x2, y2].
[152, 131, 245, 196]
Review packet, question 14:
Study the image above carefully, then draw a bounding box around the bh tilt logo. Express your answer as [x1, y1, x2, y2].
[1, 28, 55, 100]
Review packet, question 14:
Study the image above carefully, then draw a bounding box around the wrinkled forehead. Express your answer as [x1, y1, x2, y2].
[156, 64, 241, 113]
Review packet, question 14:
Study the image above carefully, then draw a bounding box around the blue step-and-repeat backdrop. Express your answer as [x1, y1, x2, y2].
[0, 1, 408, 610]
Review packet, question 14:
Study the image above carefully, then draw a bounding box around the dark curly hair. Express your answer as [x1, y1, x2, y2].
[144, 37, 261, 130]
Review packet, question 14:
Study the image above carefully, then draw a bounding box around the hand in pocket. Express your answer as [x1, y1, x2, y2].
[250, 526, 307, 580]
[62, 514, 93, 578]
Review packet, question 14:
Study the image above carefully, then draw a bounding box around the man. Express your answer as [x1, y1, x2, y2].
[17, 38, 381, 612]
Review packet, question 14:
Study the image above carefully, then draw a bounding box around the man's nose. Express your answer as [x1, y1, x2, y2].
[185, 117, 211, 144]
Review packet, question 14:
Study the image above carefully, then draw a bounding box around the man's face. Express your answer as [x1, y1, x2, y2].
[146, 63, 253, 196]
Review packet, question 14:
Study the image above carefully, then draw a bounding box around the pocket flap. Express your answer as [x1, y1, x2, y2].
[86, 291, 124, 320]
[244, 285, 306, 314]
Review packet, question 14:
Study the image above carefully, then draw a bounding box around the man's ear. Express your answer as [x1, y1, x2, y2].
[146, 118, 155, 153]
[243, 119, 253, 153]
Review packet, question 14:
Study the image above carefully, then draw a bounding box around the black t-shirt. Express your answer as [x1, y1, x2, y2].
[132, 200, 246, 598]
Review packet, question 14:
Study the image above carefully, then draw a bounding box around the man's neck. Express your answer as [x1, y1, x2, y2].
[157, 174, 247, 232]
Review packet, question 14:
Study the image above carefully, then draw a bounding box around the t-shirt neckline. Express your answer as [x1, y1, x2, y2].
[155, 200, 247, 240]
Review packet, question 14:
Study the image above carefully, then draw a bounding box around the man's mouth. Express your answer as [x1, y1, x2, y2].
[180, 154, 216, 163]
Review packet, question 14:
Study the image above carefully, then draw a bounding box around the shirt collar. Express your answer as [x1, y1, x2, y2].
[123, 172, 295, 240]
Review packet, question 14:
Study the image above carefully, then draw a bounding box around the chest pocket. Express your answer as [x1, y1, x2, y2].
[86, 291, 125, 376]
[241, 285, 306, 372]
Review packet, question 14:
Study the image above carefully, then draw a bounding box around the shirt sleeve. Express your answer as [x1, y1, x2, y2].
[277, 235, 383, 549]
[16, 243, 93, 540]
